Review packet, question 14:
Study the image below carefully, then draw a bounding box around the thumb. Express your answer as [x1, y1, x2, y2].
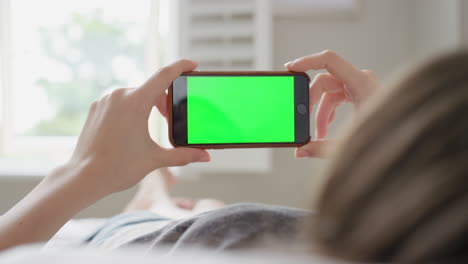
[159, 148, 211, 167]
[295, 140, 331, 158]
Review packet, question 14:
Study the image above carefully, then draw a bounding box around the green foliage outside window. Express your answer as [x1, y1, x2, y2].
[29, 10, 144, 136]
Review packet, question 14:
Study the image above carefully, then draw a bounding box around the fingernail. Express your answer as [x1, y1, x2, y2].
[296, 149, 309, 158]
[284, 61, 294, 67]
[196, 152, 210, 162]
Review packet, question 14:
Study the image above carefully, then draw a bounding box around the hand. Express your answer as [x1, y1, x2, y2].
[285, 50, 380, 158]
[0, 60, 211, 251]
[67, 59, 210, 196]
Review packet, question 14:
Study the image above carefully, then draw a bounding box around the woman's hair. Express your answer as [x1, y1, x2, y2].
[311, 51, 468, 263]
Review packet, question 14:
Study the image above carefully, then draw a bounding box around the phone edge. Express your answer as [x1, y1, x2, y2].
[167, 71, 311, 149]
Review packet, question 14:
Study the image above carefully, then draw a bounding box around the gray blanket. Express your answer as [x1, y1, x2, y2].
[86, 203, 310, 252]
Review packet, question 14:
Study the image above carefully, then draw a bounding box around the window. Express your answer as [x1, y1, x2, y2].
[0, 0, 164, 171]
[0, 0, 274, 175]
[0, 0, 356, 175]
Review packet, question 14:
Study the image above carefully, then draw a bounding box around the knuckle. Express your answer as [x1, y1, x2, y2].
[321, 49, 337, 59]
[90, 100, 99, 111]
[98, 90, 111, 101]
[159, 66, 176, 77]
[109, 88, 128, 100]
[362, 69, 376, 79]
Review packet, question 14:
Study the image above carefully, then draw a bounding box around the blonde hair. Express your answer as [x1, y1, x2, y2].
[311, 51, 468, 263]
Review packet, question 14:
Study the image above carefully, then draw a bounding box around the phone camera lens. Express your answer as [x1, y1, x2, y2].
[297, 104, 307, 115]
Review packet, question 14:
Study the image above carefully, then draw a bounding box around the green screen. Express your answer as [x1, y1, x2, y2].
[187, 76, 295, 144]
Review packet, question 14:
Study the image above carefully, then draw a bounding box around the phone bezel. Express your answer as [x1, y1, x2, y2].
[168, 71, 310, 149]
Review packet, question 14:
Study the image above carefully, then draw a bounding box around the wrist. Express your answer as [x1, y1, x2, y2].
[0, 159, 105, 249]
[45, 159, 107, 206]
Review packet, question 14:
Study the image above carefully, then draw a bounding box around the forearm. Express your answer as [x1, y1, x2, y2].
[0, 162, 102, 251]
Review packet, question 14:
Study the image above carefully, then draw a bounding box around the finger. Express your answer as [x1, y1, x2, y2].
[155, 91, 168, 118]
[295, 139, 331, 158]
[138, 59, 198, 99]
[309, 73, 344, 107]
[158, 148, 210, 167]
[316, 91, 346, 139]
[286, 50, 365, 95]
[328, 108, 336, 124]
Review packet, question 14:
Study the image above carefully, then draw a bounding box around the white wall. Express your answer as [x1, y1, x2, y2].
[0, 0, 466, 217]
[274, 0, 413, 78]
[411, 0, 461, 59]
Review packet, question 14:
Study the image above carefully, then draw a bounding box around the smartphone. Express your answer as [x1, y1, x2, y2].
[168, 71, 310, 149]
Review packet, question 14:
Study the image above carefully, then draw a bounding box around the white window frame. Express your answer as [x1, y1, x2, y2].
[0, 0, 164, 175]
[274, 0, 361, 19]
